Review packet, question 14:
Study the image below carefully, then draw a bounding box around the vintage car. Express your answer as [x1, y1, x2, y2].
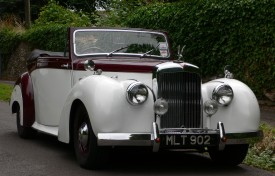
[10, 27, 262, 169]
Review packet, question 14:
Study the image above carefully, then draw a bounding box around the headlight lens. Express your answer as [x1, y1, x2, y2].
[126, 82, 148, 105]
[204, 99, 218, 115]
[154, 98, 168, 115]
[212, 84, 234, 106]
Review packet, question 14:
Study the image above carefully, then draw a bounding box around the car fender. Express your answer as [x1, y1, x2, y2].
[202, 78, 260, 133]
[10, 72, 35, 127]
[58, 75, 154, 143]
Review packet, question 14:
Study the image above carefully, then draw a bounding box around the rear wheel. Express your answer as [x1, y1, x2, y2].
[16, 108, 37, 139]
[208, 144, 249, 166]
[73, 105, 106, 170]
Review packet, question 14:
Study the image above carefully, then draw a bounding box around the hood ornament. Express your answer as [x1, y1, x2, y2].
[224, 65, 234, 79]
[177, 45, 185, 61]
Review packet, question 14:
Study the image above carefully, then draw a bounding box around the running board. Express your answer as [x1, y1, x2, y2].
[32, 122, 58, 136]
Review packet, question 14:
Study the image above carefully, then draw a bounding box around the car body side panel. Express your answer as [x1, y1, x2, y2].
[31, 68, 72, 126]
[202, 78, 260, 133]
[58, 74, 155, 143]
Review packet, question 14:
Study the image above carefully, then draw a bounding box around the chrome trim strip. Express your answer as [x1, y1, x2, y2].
[225, 130, 263, 144]
[97, 133, 153, 146]
[97, 130, 263, 147]
[218, 122, 226, 150]
[73, 29, 170, 57]
[153, 122, 160, 152]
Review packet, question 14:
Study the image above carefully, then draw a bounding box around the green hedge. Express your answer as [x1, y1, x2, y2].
[34, 0, 90, 27]
[0, 0, 92, 76]
[126, 0, 275, 97]
[24, 0, 90, 51]
[0, 27, 21, 71]
[23, 24, 68, 51]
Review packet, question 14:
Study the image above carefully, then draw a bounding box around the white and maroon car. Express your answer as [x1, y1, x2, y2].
[10, 27, 262, 169]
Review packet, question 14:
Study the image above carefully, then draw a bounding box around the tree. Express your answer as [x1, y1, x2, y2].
[24, 0, 31, 28]
[0, 0, 48, 25]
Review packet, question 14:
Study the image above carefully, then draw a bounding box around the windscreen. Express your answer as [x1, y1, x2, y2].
[73, 29, 169, 58]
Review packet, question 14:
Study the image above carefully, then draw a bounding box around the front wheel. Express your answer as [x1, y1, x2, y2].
[208, 144, 249, 166]
[73, 105, 106, 170]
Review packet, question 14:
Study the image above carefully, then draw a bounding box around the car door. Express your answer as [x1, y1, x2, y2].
[31, 56, 72, 126]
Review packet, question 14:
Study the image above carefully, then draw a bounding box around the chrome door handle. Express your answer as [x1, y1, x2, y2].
[61, 63, 70, 68]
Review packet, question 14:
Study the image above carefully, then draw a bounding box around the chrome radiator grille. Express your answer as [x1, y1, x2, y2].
[157, 71, 202, 128]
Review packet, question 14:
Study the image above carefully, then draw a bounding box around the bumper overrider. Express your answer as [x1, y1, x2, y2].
[97, 122, 263, 152]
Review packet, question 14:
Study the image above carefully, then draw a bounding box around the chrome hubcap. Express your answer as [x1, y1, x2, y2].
[78, 122, 89, 153]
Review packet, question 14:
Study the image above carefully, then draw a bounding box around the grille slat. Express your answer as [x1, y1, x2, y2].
[158, 72, 201, 128]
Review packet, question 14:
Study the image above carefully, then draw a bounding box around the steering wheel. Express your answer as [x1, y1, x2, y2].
[81, 47, 105, 53]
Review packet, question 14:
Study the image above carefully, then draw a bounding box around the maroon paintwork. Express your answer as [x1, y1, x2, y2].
[27, 57, 71, 73]
[15, 72, 35, 127]
[17, 27, 180, 128]
[73, 58, 167, 72]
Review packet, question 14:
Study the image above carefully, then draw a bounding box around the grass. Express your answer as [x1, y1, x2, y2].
[0, 83, 13, 102]
[244, 123, 275, 171]
[0, 82, 274, 171]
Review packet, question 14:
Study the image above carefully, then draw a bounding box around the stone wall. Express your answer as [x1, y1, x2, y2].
[1, 42, 32, 80]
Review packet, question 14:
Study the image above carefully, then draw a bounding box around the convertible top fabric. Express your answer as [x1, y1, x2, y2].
[28, 49, 66, 62]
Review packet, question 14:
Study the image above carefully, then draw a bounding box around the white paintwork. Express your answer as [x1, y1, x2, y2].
[201, 78, 260, 133]
[10, 63, 260, 145]
[10, 85, 23, 125]
[58, 74, 155, 143]
[72, 70, 153, 88]
[32, 122, 58, 136]
[31, 69, 72, 126]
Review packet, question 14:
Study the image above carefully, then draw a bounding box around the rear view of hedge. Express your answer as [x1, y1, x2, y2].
[126, 0, 275, 97]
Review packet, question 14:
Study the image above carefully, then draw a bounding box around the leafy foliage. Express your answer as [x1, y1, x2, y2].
[244, 124, 275, 171]
[0, 0, 49, 25]
[0, 27, 22, 70]
[23, 24, 68, 51]
[34, 0, 90, 27]
[125, 0, 275, 98]
[23, 0, 91, 51]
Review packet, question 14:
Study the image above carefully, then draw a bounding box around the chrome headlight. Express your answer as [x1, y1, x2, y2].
[154, 98, 168, 115]
[204, 99, 218, 116]
[212, 84, 234, 106]
[126, 82, 148, 105]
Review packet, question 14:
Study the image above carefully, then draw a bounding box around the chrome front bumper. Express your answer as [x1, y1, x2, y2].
[97, 122, 263, 152]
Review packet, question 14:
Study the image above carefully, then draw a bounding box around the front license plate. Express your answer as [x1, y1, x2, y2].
[160, 134, 219, 147]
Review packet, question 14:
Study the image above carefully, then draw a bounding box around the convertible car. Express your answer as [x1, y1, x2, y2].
[10, 27, 262, 169]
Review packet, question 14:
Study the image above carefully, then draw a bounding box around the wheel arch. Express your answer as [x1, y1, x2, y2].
[11, 72, 35, 127]
[11, 101, 20, 113]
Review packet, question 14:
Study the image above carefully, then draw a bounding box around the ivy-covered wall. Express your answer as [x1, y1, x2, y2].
[125, 0, 275, 98]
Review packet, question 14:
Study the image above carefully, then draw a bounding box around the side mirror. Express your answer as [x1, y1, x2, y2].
[84, 60, 102, 75]
[84, 60, 95, 71]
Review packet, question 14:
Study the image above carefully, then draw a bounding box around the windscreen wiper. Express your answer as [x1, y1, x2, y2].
[140, 44, 160, 58]
[107, 46, 129, 57]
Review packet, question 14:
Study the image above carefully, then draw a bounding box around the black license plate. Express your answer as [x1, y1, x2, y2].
[160, 134, 219, 147]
